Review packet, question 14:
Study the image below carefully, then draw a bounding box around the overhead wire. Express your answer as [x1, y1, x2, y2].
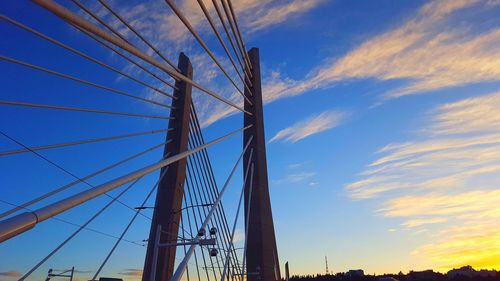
[0, 130, 152, 221]
[18, 176, 143, 281]
[0, 199, 144, 247]
[0, 140, 171, 219]
[0, 128, 172, 157]
[91, 163, 171, 280]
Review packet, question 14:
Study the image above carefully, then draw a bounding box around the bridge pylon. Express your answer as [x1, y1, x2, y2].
[142, 53, 193, 281]
[244, 48, 281, 281]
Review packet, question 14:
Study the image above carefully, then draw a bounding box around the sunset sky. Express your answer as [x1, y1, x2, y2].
[1, 0, 500, 280]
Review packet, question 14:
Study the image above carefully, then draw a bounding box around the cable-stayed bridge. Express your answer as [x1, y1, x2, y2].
[0, 1, 280, 281]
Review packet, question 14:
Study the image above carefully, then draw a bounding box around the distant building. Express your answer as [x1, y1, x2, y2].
[97, 278, 123, 281]
[379, 277, 399, 281]
[447, 265, 496, 278]
[346, 269, 364, 278]
[408, 269, 441, 281]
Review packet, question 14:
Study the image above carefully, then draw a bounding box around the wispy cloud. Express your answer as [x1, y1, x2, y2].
[232, 228, 245, 243]
[119, 268, 143, 277]
[401, 217, 448, 228]
[269, 110, 346, 143]
[272, 172, 316, 186]
[199, 0, 499, 126]
[431, 92, 500, 135]
[242, 0, 323, 33]
[209, 0, 497, 125]
[0, 271, 22, 277]
[75, 0, 499, 128]
[346, 91, 500, 270]
[272, 161, 317, 186]
[309, 0, 500, 100]
[81, 0, 324, 127]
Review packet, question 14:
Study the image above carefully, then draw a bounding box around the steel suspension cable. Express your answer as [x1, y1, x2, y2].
[0, 55, 172, 109]
[72, 23, 177, 91]
[91, 165, 170, 280]
[187, 153, 228, 279]
[96, 0, 180, 72]
[187, 115, 241, 275]
[241, 163, 255, 280]
[0, 130, 152, 223]
[0, 100, 171, 120]
[182, 193, 203, 281]
[190, 105, 242, 278]
[210, 0, 251, 81]
[51, 216, 145, 247]
[187, 153, 226, 280]
[70, 0, 132, 46]
[171, 136, 253, 281]
[185, 168, 214, 281]
[180, 211, 191, 281]
[0, 125, 252, 242]
[219, 0, 252, 76]
[164, 0, 252, 105]
[188, 148, 239, 280]
[33, 0, 251, 114]
[0, 199, 144, 247]
[0, 128, 172, 157]
[221, 148, 253, 281]
[18, 177, 143, 281]
[0, 140, 171, 219]
[195, 0, 252, 93]
[0, 15, 175, 99]
[226, 0, 253, 71]
[187, 124, 241, 279]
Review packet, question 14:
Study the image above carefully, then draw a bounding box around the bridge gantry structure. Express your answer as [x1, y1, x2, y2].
[0, 1, 280, 281]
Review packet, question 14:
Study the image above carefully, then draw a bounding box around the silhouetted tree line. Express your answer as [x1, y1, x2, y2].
[286, 271, 500, 281]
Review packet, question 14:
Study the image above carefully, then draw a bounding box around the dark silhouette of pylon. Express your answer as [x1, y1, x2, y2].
[244, 48, 281, 281]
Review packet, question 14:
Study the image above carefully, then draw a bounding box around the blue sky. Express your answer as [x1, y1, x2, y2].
[1, 0, 500, 280]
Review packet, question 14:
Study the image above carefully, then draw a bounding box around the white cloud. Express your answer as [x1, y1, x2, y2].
[286, 172, 316, 183]
[269, 110, 346, 143]
[242, 0, 323, 33]
[232, 228, 245, 243]
[303, 0, 500, 100]
[431, 92, 500, 135]
[79, 0, 324, 127]
[346, 91, 500, 270]
[78, 0, 499, 128]
[200, 0, 500, 126]
[236, 0, 500, 119]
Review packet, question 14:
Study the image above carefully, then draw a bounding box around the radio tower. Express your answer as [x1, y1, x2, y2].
[325, 256, 329, 275]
